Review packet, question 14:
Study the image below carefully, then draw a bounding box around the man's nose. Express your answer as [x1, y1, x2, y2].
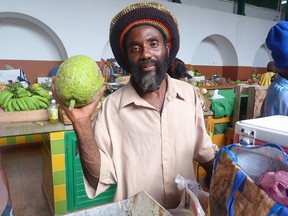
[140, 46, 152, 59]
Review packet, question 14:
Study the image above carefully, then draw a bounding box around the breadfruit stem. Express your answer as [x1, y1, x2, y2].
[69, 99, 76, 110]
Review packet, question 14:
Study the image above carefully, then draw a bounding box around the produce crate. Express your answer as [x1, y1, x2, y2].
[59, 108, 71, 125]
[0, 110, 49, 123]
[59, 106, 100, 125]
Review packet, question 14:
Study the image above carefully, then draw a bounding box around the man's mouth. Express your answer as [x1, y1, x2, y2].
[139, 60, 157, 72]
[141, 64, 156, 72]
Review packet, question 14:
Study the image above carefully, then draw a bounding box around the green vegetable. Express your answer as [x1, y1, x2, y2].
[55, 55, 104, 109]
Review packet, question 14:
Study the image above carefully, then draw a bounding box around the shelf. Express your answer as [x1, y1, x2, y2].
[199, 85, 236, 90]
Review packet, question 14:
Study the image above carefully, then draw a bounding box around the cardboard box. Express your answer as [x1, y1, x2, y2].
[63, 191, 172, 216]
[193, 76, 205, 82]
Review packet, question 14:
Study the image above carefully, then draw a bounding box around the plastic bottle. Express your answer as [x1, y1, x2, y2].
[48, 99, 59, 124]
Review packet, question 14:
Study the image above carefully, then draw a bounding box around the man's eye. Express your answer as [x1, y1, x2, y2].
[151, 41, 159, 47]
[131, 46, 140, 52]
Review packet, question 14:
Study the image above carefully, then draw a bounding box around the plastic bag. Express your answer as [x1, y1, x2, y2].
[0, 68, 30, 85]
[258, 170, 288, 207]
[210, 89, 224, 100]
[169, 174, 209, 216]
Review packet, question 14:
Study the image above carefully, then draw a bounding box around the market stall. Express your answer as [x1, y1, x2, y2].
[0, 121, 116, 215]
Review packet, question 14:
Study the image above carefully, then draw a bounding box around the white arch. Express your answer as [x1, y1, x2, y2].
[252, 43, 272, 68]
[0, 12, 67, 60]
[192, 34, 238, 66]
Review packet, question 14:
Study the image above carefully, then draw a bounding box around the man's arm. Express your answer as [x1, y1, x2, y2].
[52, 80, 105, 190]
[200, 158, 215, 189]
[73, 119, 101, 189]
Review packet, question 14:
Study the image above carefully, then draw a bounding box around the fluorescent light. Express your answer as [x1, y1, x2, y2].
[282, 0, 287, 4]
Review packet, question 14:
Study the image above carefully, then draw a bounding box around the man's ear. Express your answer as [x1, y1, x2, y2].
[166, 43, 170, 55]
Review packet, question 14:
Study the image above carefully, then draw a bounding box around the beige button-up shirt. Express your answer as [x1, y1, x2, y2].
[84, 75, 214, 209]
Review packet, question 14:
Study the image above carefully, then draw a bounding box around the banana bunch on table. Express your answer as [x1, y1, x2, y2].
[0, 84, 51, 112]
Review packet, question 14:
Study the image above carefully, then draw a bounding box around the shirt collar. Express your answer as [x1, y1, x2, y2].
[119, 74, 185, 110]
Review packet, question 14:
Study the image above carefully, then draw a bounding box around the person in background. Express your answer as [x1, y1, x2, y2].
[0, 151, 13, 216]
[167, 57, 188, 80]
[53, 1, 215, 209]
[261, 21, 288, 117]
[258, 61, 276, 86]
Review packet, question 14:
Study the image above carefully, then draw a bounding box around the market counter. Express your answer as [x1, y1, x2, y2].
[0, 121, 73, 138]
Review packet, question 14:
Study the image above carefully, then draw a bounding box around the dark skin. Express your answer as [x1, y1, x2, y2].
[125, 25, 169, 112]
[52, 24, 214, 192]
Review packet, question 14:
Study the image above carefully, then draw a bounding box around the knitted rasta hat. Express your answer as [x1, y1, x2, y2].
[109, 1, 180, 73]
[266, 21, 288, 70]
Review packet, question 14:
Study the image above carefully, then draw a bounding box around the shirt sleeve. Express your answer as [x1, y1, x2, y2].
[192, 88, 215, 164]
[83, 115, 117, 199]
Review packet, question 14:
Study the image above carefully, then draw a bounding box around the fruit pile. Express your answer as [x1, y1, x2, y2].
[0, 82, 8, 93]
[0, 82, 51, 112]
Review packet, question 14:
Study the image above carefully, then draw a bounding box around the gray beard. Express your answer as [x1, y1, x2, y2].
[137, 72, 161, 92]
[130, 53, 169, 92]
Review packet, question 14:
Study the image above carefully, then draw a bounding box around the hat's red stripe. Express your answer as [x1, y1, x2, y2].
[119, 19, 172, 56]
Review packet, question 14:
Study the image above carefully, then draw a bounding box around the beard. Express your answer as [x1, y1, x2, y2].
[129, 52, 169, 92]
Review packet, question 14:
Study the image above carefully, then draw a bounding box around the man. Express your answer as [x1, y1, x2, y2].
[262, 21, 288, 117]
[54, 2, 214, 209]
[258, 61, 275, 86]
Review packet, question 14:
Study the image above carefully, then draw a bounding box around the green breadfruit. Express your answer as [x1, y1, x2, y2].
[55, 55, 104, 109]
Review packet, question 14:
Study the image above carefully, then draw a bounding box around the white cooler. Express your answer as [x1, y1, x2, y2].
[234, 115, 288, 153]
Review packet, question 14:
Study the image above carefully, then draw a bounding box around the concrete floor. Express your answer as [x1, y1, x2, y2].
[1, 144, 51, 216]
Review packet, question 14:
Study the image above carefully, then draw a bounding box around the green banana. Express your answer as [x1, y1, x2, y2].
[0, 90, 13, 106]
[32, 95, 49, 105]
[16, 98, 24, 111]
[2, 92, 14, 109]
[18, 98, 29, 111]
[0, 90, 9, 104]
[37, 100, 49, 109]
[17, 88, 31, 98]
[30, 95, 47, 109]
[29, 97, 41, 110]
[34, 88, 51, 100]
[11, 98, 20, 111]
[6, 99, 14, 112]
[22, 97, 36, 110]
[15, 98, 26, 111]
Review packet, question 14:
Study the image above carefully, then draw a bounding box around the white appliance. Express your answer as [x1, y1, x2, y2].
[234, 115, 288, 153]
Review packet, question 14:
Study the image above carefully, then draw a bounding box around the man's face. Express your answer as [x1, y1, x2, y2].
[125, 25, 170, 92]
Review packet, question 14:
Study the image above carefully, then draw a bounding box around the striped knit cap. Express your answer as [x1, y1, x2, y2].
[109, 1, 180, 73]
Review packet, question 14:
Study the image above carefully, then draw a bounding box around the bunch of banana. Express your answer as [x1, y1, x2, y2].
[0, 85, 51, 112]
[0, 89, 15, 111]
[31, 86, 51, 100]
